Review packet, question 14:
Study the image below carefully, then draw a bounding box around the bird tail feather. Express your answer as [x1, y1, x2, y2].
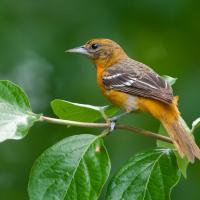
[161, 116, 200, 163]
[138, 96, 200, 163]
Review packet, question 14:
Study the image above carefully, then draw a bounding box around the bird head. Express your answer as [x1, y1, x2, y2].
[67, 38, 127, 67]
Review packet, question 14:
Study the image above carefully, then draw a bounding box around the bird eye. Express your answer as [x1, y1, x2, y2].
[91, 43, 99, 50]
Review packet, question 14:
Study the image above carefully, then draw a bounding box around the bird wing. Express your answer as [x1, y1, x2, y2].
[102, 59, 173, 104]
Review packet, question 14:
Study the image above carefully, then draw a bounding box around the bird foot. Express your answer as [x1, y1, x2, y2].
[107, 117, 118, 132]
[107, 112, 130, 133]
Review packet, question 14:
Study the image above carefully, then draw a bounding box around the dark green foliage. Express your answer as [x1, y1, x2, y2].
[51, 99, 118, 122]
[106, 148, 180, 200]
[28, 134, 110, 200]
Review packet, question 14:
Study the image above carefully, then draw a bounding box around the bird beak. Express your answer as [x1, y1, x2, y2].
[65, 46, 89, 55]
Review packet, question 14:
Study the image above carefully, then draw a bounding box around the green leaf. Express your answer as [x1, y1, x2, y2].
[162, 75, 177, 86]
[191, 117, 200, 133]
[0, 80, 40, 142]
[157, 123, 189, 178]
[51, 99, 118, 122]
[106, 148, 180, 200]
[28, 134, 110, 200]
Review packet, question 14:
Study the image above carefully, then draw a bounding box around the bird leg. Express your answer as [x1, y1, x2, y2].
[99, 107, 130, 132]
[110, 112, 130, 122]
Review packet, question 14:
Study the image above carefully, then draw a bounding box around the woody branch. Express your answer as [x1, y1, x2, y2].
[41, 116, 172, 143]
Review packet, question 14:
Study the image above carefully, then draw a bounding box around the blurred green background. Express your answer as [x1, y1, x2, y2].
[0, 0, 200, 199]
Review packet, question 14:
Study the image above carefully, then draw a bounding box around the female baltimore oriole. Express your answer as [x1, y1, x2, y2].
[67, 38, 200, 162]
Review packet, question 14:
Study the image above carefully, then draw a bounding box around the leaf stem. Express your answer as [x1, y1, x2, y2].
[41, 116, 109, 128]
[40, 116, 172, 144]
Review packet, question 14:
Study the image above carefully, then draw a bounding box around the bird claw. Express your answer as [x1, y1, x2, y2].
[107, 112, 130, 133]
[107, 117, 117, 132]
[110, 121, 116, 132]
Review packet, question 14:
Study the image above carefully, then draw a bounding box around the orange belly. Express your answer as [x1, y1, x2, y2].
[105, 90, 139, 112]
[137, 96, 179, 122]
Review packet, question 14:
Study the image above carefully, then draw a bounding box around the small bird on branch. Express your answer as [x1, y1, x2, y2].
[67, 38, 200, 162]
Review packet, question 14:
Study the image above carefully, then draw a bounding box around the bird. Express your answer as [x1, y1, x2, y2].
[67, 38, 200, 162]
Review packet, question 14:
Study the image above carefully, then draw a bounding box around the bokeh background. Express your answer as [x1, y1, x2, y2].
[0, 0, 200, 199]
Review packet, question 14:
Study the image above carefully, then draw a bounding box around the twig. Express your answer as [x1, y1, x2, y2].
[41, 116, 109, 128]
[116, 125, 172, 143]
[41, 116, 172, 144]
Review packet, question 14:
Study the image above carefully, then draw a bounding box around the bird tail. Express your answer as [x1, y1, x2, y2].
[161, 116, 200, 163]
[138, 96, 200, 163]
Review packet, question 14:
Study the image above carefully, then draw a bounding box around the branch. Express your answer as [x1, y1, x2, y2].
[41, 116, 172, 144]
[116, 125, 172, 143]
